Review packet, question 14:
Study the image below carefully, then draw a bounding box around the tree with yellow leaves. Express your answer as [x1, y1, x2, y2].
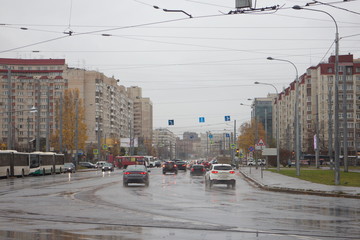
[52, 89, 88, 153]
[237, 118, 266, 154]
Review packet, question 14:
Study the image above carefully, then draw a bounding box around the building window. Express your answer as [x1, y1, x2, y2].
[327, 67, 333, 73]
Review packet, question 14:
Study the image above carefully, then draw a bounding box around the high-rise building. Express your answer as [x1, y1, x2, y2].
[153, 128, 176, 160]
[0, 58, 152, 156]
[0, 58, 67, 151]
[272, 54, 360, 160]
[251, 95, 275, 146]
[127, 86, 153, 153]
[64, 68, 134, 147]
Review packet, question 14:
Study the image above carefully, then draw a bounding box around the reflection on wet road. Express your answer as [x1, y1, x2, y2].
[0, 168, 359, 239]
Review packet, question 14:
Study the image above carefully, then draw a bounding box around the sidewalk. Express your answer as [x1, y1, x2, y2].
[239, 166, 360, 199]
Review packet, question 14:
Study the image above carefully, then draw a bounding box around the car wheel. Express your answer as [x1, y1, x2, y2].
[123, 182, 128, 187]
[145, 181, 149, 187]
[232, 181, 236, 189]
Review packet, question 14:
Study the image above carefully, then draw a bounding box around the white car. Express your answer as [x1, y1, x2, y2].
[205, 164, 236, 188]
[247, 159, 265, 166]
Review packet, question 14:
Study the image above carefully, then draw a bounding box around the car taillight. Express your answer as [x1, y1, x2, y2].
[211, 171, 218, 174]
[182, 164, 186, 167]
[124, 172, 131, 175]
[174, 164, 177, 167]
[202, 168, 205, 172]
[162, 165, 165, 168]
[191, 168, 194, 172]
[229, 171, 235, 174]
[140, 172, 147, 175]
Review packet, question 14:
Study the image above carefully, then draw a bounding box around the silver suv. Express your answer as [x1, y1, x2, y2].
[205, 164, 236, 189]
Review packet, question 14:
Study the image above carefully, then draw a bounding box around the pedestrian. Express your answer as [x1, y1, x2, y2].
[288, 159, 291, 168]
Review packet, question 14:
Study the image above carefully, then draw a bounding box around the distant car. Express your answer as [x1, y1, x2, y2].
[190, 164, 206, 176]
[79, 162, 96, 168]
[154, 160, 161, 168]
[162, 161, 178, 174]
[247, 159, 265, 166]
[63, 163, 76, 173]
[202, 161, 211, 169]
[95, 161, 107, 168]
[175, 160, 187, 171]
[102, 163, 114, 172]
[123, 165, 150, 187]
[149, 160, 155, 168]
[205, 164, 236, 188]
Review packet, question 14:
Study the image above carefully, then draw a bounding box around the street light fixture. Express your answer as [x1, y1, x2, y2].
[153, 5, 192, 18]
[267, 57, 300, 176]
[254, 81, 280, 171]
[293, 5, 340, 184]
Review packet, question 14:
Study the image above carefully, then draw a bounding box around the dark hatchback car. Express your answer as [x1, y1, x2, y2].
[175, 160, 187, 171]
[162, 161, 178, 174]
[190, 164, 206, 176]
[123, 165, 150, 187]
[79, 162, 96, 168]
[63, 163, 76, 173]
[102, 163, 114, 172]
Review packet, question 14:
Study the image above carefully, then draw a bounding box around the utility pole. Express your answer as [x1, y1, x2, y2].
[328, 82, 333, 170]
[315, 95, 320, 168]
[233, 120, 236, 165]
[36, 78, 41, 151]
[59, 93, 63, 153]
[343, 67, 348, 172]
[7, 66, 12, 150]
[46, 79, 50, 152]
[74, 99, 79, 166]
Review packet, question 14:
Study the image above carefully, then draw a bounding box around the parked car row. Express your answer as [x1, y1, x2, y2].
[247, 159, 266, 166]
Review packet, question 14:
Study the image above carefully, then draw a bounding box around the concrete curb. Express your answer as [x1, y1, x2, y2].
[239, 170, 360, 199]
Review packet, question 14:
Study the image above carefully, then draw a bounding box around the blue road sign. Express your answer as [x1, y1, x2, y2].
[225, 115, 231, 121]
[249, 146, 255, 152]
[226, 133, 230, 138]
[199, 117, 205, 123]
[168, 119, 174, 125]
[208, 134, 213, 139]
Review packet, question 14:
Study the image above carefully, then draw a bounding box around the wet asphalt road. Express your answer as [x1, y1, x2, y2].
[0, 167, 359, 240]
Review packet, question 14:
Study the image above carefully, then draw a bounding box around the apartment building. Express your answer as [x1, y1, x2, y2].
[64, 68, 134, 147]
[0, 58, 153, 155]
[153, 128, 176, 160]
[127, 86, 153, 152]
[272, 54, 360, 157]
[0, 58, 67, 150]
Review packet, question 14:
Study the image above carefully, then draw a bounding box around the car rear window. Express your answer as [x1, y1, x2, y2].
[214, 165, 232, 170]
[127, 165, 146, 171]
[193, 165, 204, 169]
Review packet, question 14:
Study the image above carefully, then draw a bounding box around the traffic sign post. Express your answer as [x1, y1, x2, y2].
[255, 138, 266, 150]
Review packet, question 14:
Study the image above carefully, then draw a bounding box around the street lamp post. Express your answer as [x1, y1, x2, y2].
[254, 81, 280, 171]
[293, 5, 340, 184]
[267, 57, 300, 176]
[0, 106, 37, 150]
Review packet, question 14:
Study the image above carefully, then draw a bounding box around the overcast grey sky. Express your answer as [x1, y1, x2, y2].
[1, 0, 359, 137]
